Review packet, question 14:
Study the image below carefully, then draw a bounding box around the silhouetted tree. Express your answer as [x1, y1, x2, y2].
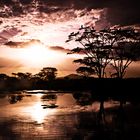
[0, 73, 9, 80]
[37, 67, 57, 81]
[67, 26, 140, 124]
[0, 73, 9, 90]
[6, 76, 19, 90]
[73, 92, 93, 106]
[109, 28, 140, 78]
[12, 72, 32, 80]
[41, 94, 58, 108]
[76, 66, 95, 78]
[12, 72, 32, 89]
[67, 26, 113, 78]
[66, 26, 113, 123]
[67, 26, 140, 79]
[8, 94, 24, 104]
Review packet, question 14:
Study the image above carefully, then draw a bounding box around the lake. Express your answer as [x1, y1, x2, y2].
[0, 90, 139, 140]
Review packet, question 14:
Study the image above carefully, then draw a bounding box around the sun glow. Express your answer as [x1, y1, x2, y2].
[31, 101, 46, 124]
[19, 42, 60, 67]
[24, 94, 56, 124]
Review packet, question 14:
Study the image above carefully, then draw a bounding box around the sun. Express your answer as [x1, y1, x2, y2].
[19, 42, 59, 67]
[22, 44, 47, 66]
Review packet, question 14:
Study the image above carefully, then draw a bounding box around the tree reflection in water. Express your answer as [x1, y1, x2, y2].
[73, 92, 106, 126]
[73, 92, 93, 106]
[41, 94, 58, 108]
[1, 92, 140, 140]
[8, 94, 24, 104]
[24, 94, 57, 125]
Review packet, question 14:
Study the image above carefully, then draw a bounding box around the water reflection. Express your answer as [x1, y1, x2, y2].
[8, 94, 24, 104]
[73, 92, 93, 106]
[22, 94, 57, 125]
[0, 91, 139, 140]
[41, 94, 58, 109]
[31, 101, 46, 124]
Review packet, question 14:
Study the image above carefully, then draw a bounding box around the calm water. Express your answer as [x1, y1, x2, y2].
[0, 90, 139, 140]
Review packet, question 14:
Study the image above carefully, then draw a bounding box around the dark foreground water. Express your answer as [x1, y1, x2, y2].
[0, 90, 140, 140]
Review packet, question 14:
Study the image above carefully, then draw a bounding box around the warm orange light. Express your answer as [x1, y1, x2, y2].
[22, 94, 56, 124]
[19, 43, 61, 67]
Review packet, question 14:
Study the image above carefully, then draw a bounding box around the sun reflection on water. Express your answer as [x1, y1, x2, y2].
[22, 94, 56, 125]
[31, 101, 46, 124]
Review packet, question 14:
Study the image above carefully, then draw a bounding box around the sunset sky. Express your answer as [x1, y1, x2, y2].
[0, 0, 140, 77]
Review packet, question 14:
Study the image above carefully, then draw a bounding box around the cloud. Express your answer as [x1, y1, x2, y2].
[4, 1, 139, 49]
[0, 57, 23, 68]
[0, 0, 139, 27]
[49, 46, 86, 55]
[49, 46, 70, 53]
[0, 0, 139, 77]
[0, 27, 22, 44]
[0, 7, 101, 46]
[4, 39, 44, 48]
[94, 9, 111, 30]
[0, 9, 102, 49]
[4, 41, 25, 48]
[106, 1, 140, 26]
[0, 57, 26, 75]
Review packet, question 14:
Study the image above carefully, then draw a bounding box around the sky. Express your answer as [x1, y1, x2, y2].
[0, 0, 140, 77]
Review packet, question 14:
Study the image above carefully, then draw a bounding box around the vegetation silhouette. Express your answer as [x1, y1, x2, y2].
[67, 26, 140, 79]
[35, 67, 57, 81]
[8, 94, 24, 104]
[66, 25, 140, 124]
[76, 66, 95, 78]
[66, 26, 112, 79]
[41, 93, 58, 108]
[73, 92, 93, 106]
[0, 26, 140, 133]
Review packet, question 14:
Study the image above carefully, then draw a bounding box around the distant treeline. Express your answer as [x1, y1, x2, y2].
[36, 78, 140, 103]
[0, 75, 139, 95]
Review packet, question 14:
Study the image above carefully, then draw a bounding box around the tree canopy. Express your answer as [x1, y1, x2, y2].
[67, 26, 140, 78]
[37, 67, 57, 81]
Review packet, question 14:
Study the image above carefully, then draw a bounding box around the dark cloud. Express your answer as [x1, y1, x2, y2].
[106, 1, 140, 26]
[94, 9, 110, 30]
[4, 39, 44, 48]
[5, 41, 24, 48]
[49, 46, 70, 53]
[0, 0, 140, 26]
[0, 28, 22, 44]
[49, 46, 86, 55]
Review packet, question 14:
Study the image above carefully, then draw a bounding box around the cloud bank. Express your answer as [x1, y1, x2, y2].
[0, 0, 140, 77]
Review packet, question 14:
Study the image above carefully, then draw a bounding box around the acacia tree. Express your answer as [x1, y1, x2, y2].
[67, 26, 140, 123]
[108, 28, 140, 78]
[67, 26, 140, 79]
[37, 67, 57, 81]
[76, 66, 95, 78]
[67, 26, 113, 78]
[66, 26, 113, 123]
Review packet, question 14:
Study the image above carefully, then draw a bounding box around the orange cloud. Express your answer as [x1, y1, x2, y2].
[49, 46, 70, 53]
[0, 57, 22, 67]
[4, 39, 44, 48]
